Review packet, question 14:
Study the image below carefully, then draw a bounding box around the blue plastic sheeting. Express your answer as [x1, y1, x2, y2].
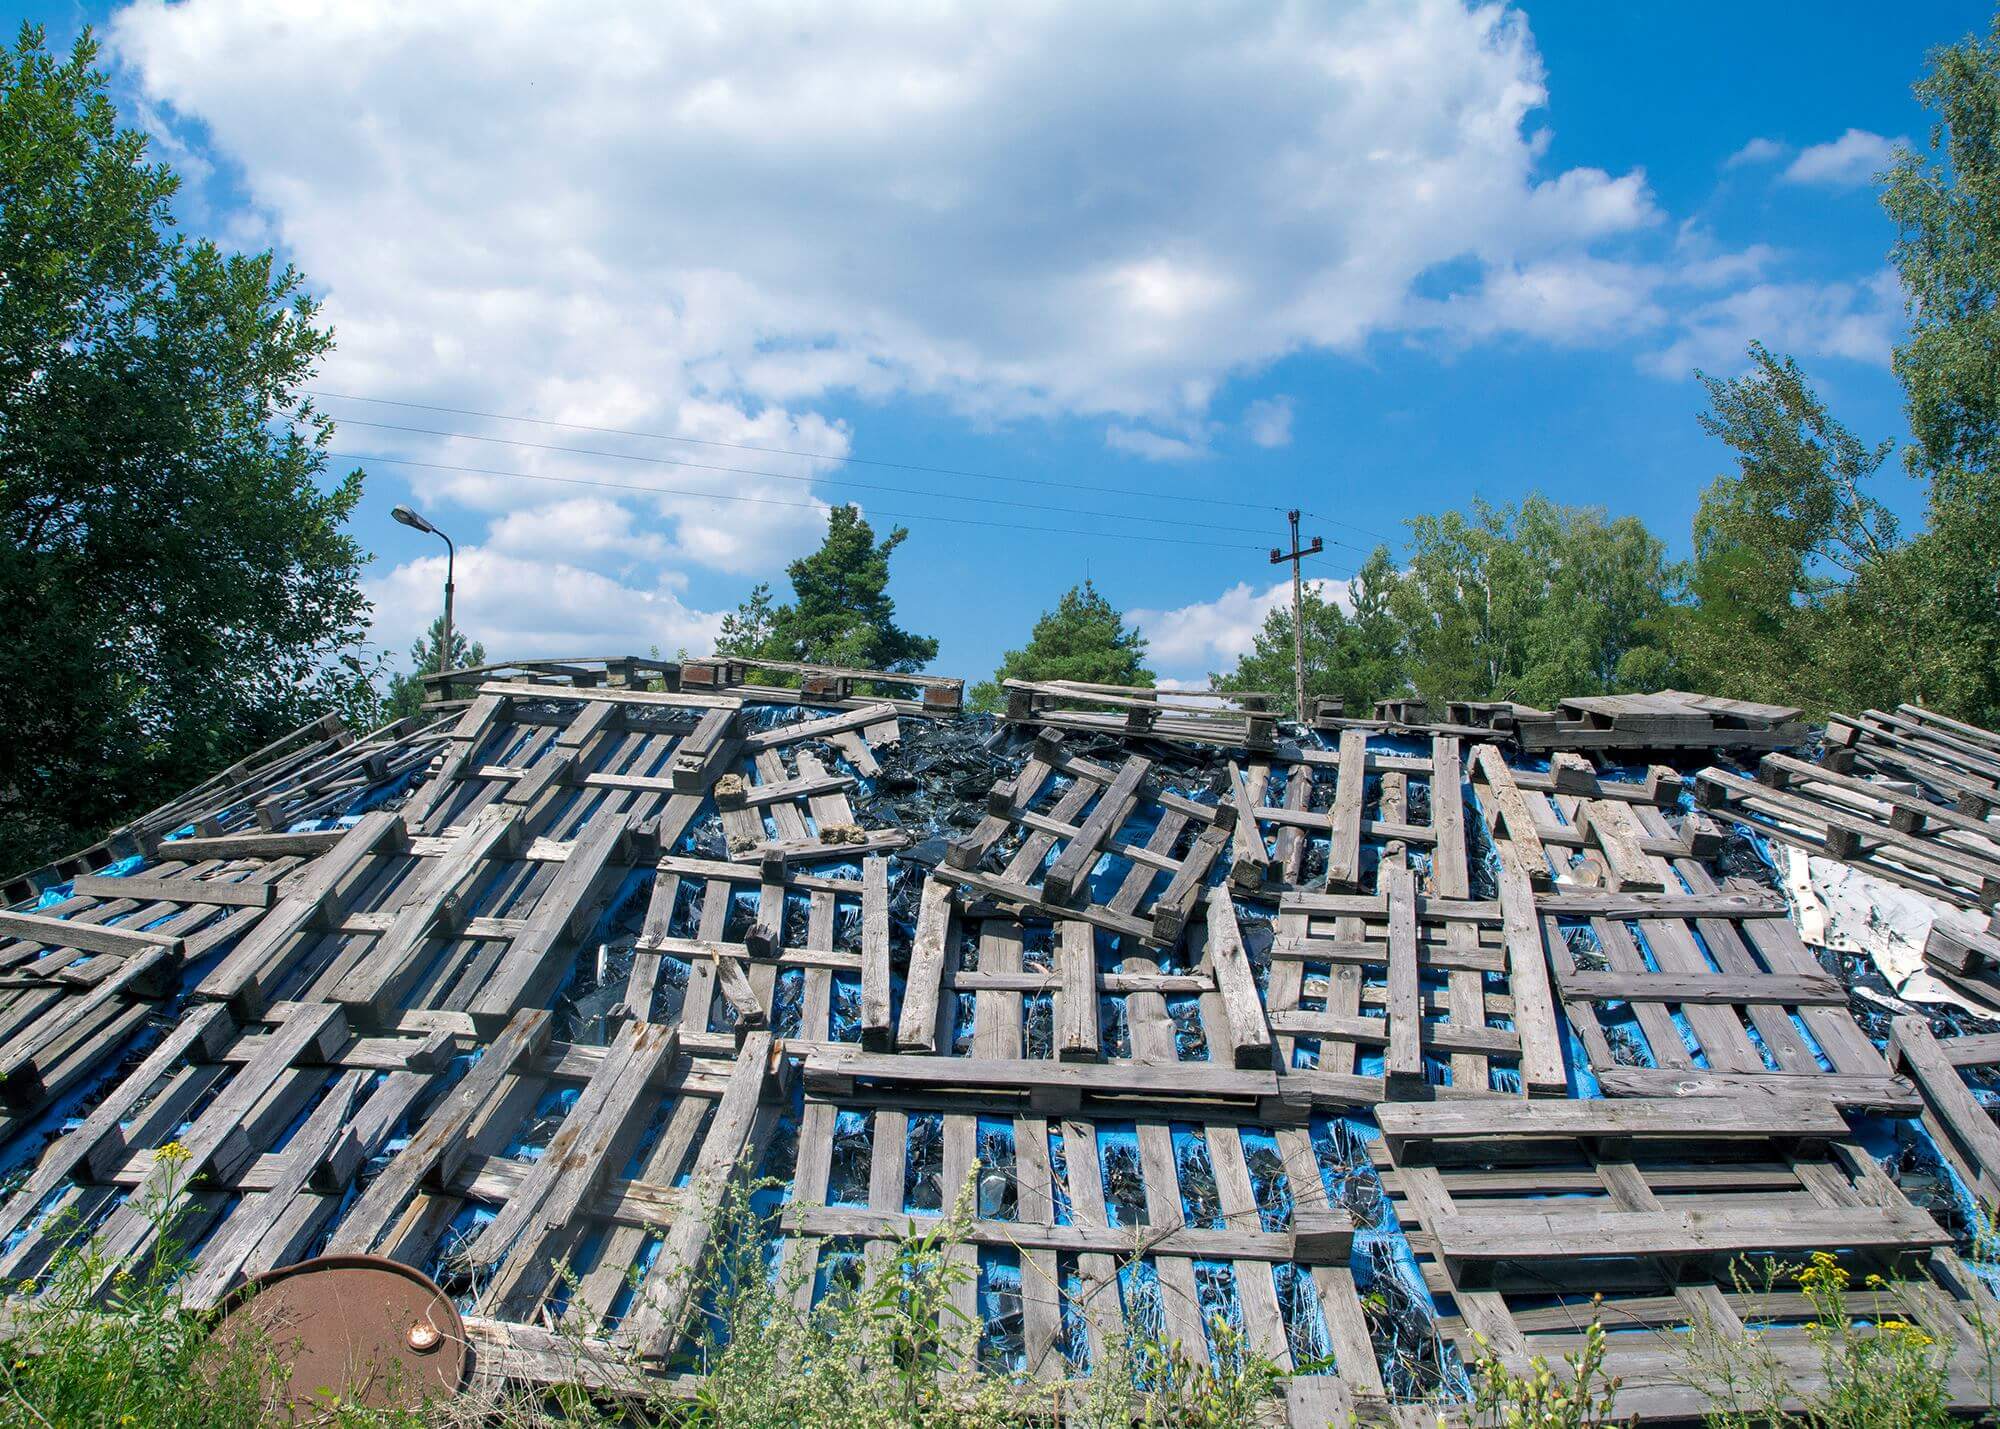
[1058, 1257, 1092, 1370]
[1047, 1127, 1074, 1225]
[1169, 1124, 1222, 1228]
[1272, 1261, 1334, 1367]
[1192, 1259, 1247, 1364]
[975, 1116, 1018, 1220]
[1096, 1123, 1146, 1227]
[1851, 1113, 2000, 1291]
[829, 1109, 872, 1206]
[425, 1202, 500, 1311]
[978, 1248, 1027, 1372]
[1309, 1114, 1471, 1400]
[31, 854, 149, 909]
[1563, 1020, 1604, 1098]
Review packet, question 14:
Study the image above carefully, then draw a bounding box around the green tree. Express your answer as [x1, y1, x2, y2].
[1211, 546, 1406, 718]
[1882, 13, 2000, 723]
[1667, 344, 1913, 714]
[0, 26, 376, 874]
[383, 616, 486, 721]
[969, 579, 1151, 710]
[1391, 495, 1673, 708]
[717, 505, 938, 671]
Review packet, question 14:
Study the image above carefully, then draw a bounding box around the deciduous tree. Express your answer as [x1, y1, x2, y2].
[0, 26, 376, 873]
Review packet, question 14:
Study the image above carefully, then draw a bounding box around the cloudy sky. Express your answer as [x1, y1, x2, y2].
[17, 1, 1984, 683]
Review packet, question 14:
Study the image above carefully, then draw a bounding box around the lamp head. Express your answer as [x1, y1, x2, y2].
[391, 504, 435, 535]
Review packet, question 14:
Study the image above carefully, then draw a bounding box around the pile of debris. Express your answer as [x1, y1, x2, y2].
[2, 662, 1998, 1424]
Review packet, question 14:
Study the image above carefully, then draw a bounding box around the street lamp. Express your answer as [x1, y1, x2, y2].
[391, 504, 455, 681]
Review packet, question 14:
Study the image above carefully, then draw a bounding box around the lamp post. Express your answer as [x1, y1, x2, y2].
[391, 504, 455, 682]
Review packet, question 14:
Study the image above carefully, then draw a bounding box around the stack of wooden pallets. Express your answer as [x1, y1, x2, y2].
[5, 670, 2000, 1423]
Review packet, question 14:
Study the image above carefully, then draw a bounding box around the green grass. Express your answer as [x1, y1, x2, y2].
[0, 1162, 1294, 1428]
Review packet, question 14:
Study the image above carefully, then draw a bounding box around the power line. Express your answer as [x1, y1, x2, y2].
[330, 449, 1276, 553]
[1300, 508, 1396, 544]
[320, 416, 1371, 544]
[307, 388, 1282, 515]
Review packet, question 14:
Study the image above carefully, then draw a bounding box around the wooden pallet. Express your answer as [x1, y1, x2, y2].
[1824, 704, 2000, 818]
[1373, 1095, 1994, 1421]
[778, 1092, 1367, 1386]
[0, 711, 456, 906]
[6, 670, 1990, 1422]
[1002, 680, 1278, 751]
[1487, 773, 1914, 1113]
[1502, 690, 1809, 753]
[1697, 759, 2000, 916]
[944, 731, 1235, 946]
[1889, 1016, 2000, 1210]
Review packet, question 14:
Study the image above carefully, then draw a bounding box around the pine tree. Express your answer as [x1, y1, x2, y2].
[716, 505, 938, 671]
[970, 581, 1152, 710]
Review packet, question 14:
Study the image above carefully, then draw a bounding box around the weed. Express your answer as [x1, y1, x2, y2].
[1465, 1307, 1622, 1428]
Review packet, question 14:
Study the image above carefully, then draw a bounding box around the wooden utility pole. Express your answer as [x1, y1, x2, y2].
[1270, 510, 1322, 725]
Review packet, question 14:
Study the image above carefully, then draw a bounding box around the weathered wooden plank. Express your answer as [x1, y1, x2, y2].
[1471, 743, 1552, 889]
[854, 855, 894, 1051]
[1324, 730, 1368, 890]
[1383, 860, 1423, 1095]
[1591, 1066, 1921, 1114]
[1055, 920, 1099, 1063]
[67, 874, 274, 909]
[1043, 754, 1149, 904]
[896, 877, 954, 1053]
[1431, 1204, 1945, 1264]
[1226, 761, 1271, 892]
[1205, 890, 1271, 1070]
[620, 1031, 774, 1356]
[1495, 864, 1565, 1096]
[1375, 1095, 1847, 1161]
[327, 1009, 553, 1253]
[1555, 969, 1848, 1007]
[0, 909, 182, 959]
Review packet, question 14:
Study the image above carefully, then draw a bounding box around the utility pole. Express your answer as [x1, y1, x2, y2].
[1270, 510, 1322, 725]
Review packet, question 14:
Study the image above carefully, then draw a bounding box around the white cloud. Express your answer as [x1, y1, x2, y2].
[1244, 396, 1294, 449]
[1131, 575, 1351, 679]
[367, 549, 724, 662]
[101, 0, 1901, 659]
[1641, 269, 1903, 378]
[1725, 137, 1789, 169]
[1105, 426, 1205, 462]
[1783, 129, 1900, 188]
[1425, 255, 1666, 344]
[111, 0, 1664, 444]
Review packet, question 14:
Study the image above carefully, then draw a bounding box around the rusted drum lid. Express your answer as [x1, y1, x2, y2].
[209, 1254, 468, 1418]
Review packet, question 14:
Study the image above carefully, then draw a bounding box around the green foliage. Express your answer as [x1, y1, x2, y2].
[385, 616, 487, 721]
[0, 24, 378, 876]
[717, 506, 938, 673]
[969, 580, 1152, 711]
[1, 1159, 1294, 1429]
[1667, 344, 1915, 715]
[1880, 14, 2000, 725]
[1468, 1309, 1622, 1427]
[1390, 496, 1673, 709]
[1211, 546, 1405, 719]
[0, 1144, 284, 1427]
[1676, 1251, 1982, 1429]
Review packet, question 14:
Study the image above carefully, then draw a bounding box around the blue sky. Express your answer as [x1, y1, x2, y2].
[14, 1, 1990, 685]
